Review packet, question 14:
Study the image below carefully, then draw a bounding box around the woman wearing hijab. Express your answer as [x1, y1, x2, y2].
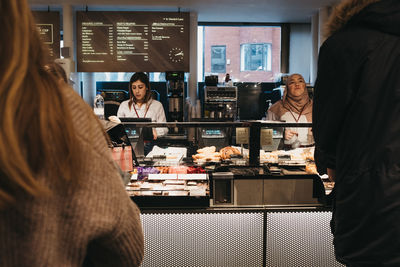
[267, 73, 313, 148]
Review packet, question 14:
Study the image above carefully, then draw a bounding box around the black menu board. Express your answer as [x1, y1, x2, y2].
[76, 11, 190, 72]
[32, 11, 61, 60]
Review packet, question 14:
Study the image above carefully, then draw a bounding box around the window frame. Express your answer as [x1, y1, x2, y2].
[210, 45, 227, 73]
[240, 43, 272, 72]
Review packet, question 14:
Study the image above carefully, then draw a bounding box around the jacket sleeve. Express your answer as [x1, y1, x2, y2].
[84, 195, 144, 267]
[312, 41, 354, 175]
[65, 89, 144, 267]
[81, 132, 144, 267]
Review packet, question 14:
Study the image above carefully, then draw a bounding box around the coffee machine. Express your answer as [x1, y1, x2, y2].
[197, 86, 237, 150]
[166, 71, 184, 122]
[203, 86, 238, 120]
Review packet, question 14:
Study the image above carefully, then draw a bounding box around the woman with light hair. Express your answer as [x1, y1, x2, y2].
[313, 0, 400, 266]
[43, 61, 69, 84]
[0, 1, 144, 266]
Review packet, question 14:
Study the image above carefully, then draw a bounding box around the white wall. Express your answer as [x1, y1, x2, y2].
[289, 24, 312, 83]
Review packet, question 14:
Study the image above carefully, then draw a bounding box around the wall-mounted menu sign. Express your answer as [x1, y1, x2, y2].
[76, 11, 190, 72]
[32, 11, 60, 60]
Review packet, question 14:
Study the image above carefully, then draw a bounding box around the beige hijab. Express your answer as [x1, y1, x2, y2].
[269, 74, 313, 122]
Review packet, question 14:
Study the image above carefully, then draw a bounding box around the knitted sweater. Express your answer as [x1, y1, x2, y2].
[0, 88, 144, 266]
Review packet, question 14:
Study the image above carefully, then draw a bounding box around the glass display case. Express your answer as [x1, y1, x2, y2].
[110, 121, 328, 208]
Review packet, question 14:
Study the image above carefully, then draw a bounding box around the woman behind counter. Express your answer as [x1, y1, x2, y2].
[117, 72, 168, 139]
[267, 73, 313, 148]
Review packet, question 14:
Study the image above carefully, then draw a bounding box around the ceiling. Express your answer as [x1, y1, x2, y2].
[29, 0, 339, 23]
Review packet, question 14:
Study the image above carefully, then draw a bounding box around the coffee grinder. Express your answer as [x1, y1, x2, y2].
[166, 71, 185, 133]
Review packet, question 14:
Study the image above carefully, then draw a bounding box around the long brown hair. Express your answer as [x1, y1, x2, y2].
[43, 62, 69, 84]
[128, 72, 153, 110]
[0, 1, 81, 207]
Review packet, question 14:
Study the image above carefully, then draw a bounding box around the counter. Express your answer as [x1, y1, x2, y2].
[137, 206, 343, 267]
[110, 121, 341, 266]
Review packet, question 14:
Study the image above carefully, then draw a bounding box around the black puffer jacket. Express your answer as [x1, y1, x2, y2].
[313, 0, 400, 265]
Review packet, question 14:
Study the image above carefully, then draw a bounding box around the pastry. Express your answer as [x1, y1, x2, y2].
[196, 146, 216, 154]
[219, 146, 241, 160]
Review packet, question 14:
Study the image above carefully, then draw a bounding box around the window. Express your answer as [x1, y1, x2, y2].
[240, 43, 272, 71]
[211, 45, 226, 73]
[200, 26, 281, 82]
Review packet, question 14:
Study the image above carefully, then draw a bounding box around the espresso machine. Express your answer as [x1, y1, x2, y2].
[203, 86, 238, 120]
[197, 86, 238, 150]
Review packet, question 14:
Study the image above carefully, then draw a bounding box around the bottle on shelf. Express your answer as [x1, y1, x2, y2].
[93, 94, 105, 120]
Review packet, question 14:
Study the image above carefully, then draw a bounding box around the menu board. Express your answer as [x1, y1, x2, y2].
[76, 11, 190, 72]
[32, 11, 61, 60]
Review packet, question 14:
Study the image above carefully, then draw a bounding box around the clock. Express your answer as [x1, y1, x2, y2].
[168, 47, 184, 63]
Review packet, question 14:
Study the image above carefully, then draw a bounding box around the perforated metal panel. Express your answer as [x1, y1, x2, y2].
[266, 211, 344, 267]
[140, 212, 264, 267]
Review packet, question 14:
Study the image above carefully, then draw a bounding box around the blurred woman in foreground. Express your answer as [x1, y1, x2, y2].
[0, 1, 144, 266]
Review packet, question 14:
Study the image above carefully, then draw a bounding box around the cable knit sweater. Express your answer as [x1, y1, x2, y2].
[0, 87, 144, 266]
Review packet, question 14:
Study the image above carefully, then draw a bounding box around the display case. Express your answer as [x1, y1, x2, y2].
[126, 170, 209, 207]
[113, 121, 328, 208]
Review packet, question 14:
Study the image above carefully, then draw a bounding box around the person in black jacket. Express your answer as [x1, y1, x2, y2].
[313, 0, 400, 266]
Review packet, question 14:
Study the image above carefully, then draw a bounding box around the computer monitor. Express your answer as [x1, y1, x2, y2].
[119, 118, 154, 157]
[119, 117, 152, 139]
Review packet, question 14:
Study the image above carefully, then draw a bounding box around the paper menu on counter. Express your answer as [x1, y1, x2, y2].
[236, 127, 249, 144]
[148, 173, 177, 180]
[260, 128, 273, 146]
[189, 188, 206, 196]
[177, 174, 207, 180]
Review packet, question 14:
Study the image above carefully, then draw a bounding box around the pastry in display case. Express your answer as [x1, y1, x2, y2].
[192, 145, 244, 165]
[127, 177, 208, 197]
[259, 146, 332, 196]
[107, 121, 331, 208]
[125, 165, 210, 207]
[260, 147, 316, 173]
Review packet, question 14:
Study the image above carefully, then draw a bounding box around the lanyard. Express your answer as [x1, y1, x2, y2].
[288, 105, 305, 123]
[132, 101, 151, 118]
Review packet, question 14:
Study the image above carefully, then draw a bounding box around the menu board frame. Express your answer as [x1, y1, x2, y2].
[76, 11, 190, 72]
[32, 11, 61, 60]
